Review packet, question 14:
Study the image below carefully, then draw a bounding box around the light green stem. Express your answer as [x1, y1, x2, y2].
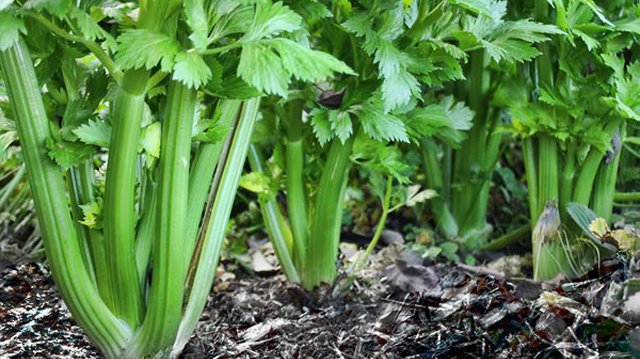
[130, 82, 196, 357]
[614, 192, 640, 201]
[285, 100, 309, 272]
[248, 144, 299, 283]
[186, 100, 242, 259]
[354, 176, 392, 272]
[537, 135, 559, 217]
[523, 138, 538, 228]
[0, 38, 131, 358]
[103, 70, 147, 327]
[135, 175, 157, 286]
[304, 137, 354, 289]
[592, 127, 623, 221]
[173, 98, 261, 356]
[421, 143, 458, 238]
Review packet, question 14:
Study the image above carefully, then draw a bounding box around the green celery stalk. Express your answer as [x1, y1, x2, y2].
[248, 144, 299, 283]
[592, 126, 624, 221]
[421, 143, 458, 238]
[0, 38, 131, 358]
[129, 81, 196, 357]
[102, 0, 177, 327]
[559, 142, 576, 217]
[537, 135, 559, 215]
[304, 136, 354, 289]
[185, 100, 242, 260]
[285, 100, 309, 273]
[173, 98, 261, 355]
[102, 71, 147, 327]
[573, 121, 620, 207]
[523, 138, 539, 227]
[135, 175, 157, 286]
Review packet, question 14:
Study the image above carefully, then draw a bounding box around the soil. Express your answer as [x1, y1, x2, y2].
[1, 248, 639, 358]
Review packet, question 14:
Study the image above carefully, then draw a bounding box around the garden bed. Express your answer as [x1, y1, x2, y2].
[2, 246, 638, 358]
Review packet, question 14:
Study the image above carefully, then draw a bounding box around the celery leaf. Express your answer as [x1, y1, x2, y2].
[184, 0, 210, 49]
[172, 52, 212, 89]
[239, 1, 302, 42]
[115, 30, 181, 71]
[357, 96, 409, 143]
[46, 138, 94, 170]
[0, 12, 25, 51]
[73, 119, 112, 148]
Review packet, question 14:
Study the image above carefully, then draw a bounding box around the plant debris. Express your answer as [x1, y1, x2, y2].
[2, 252, 640, 358]
[0, 263, 98, 358]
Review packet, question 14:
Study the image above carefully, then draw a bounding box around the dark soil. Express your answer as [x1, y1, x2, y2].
[2, 250, 640, 358]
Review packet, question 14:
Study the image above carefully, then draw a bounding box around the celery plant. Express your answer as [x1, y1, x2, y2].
[504, 0, 640, 280]
[0, 0, 349, 357]
[244, 0, 473, 290]
[421, 1, 562, 248]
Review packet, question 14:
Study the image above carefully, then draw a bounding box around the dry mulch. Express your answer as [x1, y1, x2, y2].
[1, 250, 640, 358]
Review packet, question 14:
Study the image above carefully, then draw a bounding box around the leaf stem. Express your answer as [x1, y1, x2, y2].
[285, 100, 309, 274]
[353, 176, 392, 272]
[198, 42, 242, 56]
[27, 13, 123, 83]
[248, 144, 300, 283]
[146, 70, 169, 92]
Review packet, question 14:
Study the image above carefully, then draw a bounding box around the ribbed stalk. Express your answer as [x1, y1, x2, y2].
[592, 157, 619, 222]
[248, 144, 299, 283]
[592, 127, 623, 221]
[285, 100, 309, 272]
[103, 70, 147, 327]
[135, 175, 157, 285]
[304, 137, 354, 289]
[185, 100, 242, 259]
[102, 0, 174, 327]
[559, 142, 576, 216]
[573, 121, 620, 206]
[533, 0, 557, 220]
[69, 161, 114, 310]
[421, 143, 458, 238]
[67, 167, 96, 283]
[62, 62, 97, 286]
[537, 134, 559, 214]
[571, 148, 602, 206]
[0, 38, 131, 358]
[130, 82, 196, 357]
[523, 138, 539, 227]
[451, 49, 492, 243]
[173, 98, 261, 356]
